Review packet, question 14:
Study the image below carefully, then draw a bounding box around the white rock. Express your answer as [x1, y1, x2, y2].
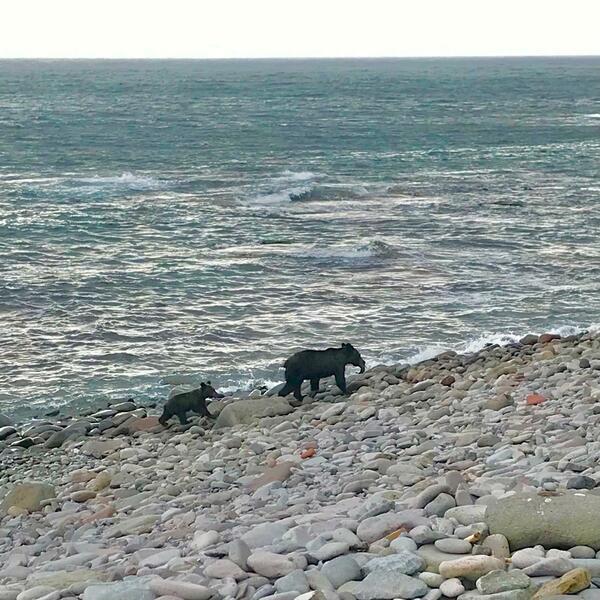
[16, 589, 57, 600]
[247, 551, 295, 578]
[149, 577, 212, 600]
[191, 530, 220, 551]
[139, 549, 181, 568]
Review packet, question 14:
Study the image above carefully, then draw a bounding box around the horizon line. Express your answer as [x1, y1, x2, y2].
[1, 53, 600, 61]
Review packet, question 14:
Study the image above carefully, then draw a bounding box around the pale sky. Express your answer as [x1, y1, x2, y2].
[1, 0, 599, 59]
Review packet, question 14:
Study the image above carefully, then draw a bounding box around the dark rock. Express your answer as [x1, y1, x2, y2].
[440, 375, 456, 387]
[580, 359, 591, 369]
[519, 334, 539, 345]
[564, 462, 588, 473]
[0, 426, 17, 441]
[11, 437, 35, 448]
[45, 423, 88, 449]
[567, 476, 597, 490]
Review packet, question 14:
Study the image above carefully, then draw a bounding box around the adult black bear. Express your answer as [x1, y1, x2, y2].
[278, 343, 366, 402]
[159, 381, 224, 426]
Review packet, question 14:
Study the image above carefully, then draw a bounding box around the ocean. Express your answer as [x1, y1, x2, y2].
[1, 57, 599, 419]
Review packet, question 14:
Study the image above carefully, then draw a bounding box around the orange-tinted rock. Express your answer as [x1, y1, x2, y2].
[248, 462, 294, 491]
[533, 567, 591, 599]
[126, 416, 162, 433]
[81, 503, 115, 524]
[385, 527, 408, 541]
[539, 333, 561, 344]
[301, 448, 316, 459]
[526, 393, 546, 405]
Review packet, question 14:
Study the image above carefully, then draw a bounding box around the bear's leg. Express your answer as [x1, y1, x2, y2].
[158, 408, 171, 426]
[278, 381, 293, 397]
[334, 369, 347, 395]
[177, 410, 189, 425]
[293, 380, 304, 402]
[195, 399, 213, 419]
[310, 378, 320, 396]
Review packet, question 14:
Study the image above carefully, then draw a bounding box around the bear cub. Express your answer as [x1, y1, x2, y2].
[279, 342, 366, 402]
[159, 381, 224, 426]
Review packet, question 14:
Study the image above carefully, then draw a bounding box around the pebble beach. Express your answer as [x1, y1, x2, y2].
[3, 331, 600, 600]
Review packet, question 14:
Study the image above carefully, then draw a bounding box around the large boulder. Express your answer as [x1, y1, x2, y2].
[0, 481, 56, 515]
[213, 397, 293, 429]
[486, 491, 600, 550]
[115, 416, 162, 435]
[82, 577, 155, 600]
[45, 423, 88, 448]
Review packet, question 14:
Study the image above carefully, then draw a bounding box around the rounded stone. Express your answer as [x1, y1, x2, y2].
[70, 491, 96, 503]
[434, 538, 472, 554]
[391, 536, 418, 553]
[321, 556, 361, 589]
[363, 551, 425, 576]
[439, 556, 505, 581]
[569, 546, 596, 559]
[439, 578, 465, 598]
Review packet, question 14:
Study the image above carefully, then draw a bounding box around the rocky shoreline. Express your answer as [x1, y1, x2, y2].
[2, 331, 600, 600]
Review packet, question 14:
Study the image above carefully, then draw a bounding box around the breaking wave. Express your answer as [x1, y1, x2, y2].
[71, 171, 167, 190]
[405, 324, 599, 366]
[304, 239, 397, 260]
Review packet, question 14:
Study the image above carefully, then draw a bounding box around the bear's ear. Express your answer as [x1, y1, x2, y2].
[342, 342, 348, 347]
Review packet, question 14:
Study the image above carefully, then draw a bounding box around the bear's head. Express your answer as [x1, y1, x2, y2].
[200, 380, 224, 399]
[341, 343, 366, 373]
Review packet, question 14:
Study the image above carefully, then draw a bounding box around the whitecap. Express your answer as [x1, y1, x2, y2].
[251, 183, 315, 205]
[406, 323, 594, 366]
[273, 170, 318, 182]
[72, 171, 166, 190]
[206, 378, 280, 398]
[304, 239, 396, 260]
[405, 344, 449, 364]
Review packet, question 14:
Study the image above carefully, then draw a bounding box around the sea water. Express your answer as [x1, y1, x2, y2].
[1, 57, 599, 417]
